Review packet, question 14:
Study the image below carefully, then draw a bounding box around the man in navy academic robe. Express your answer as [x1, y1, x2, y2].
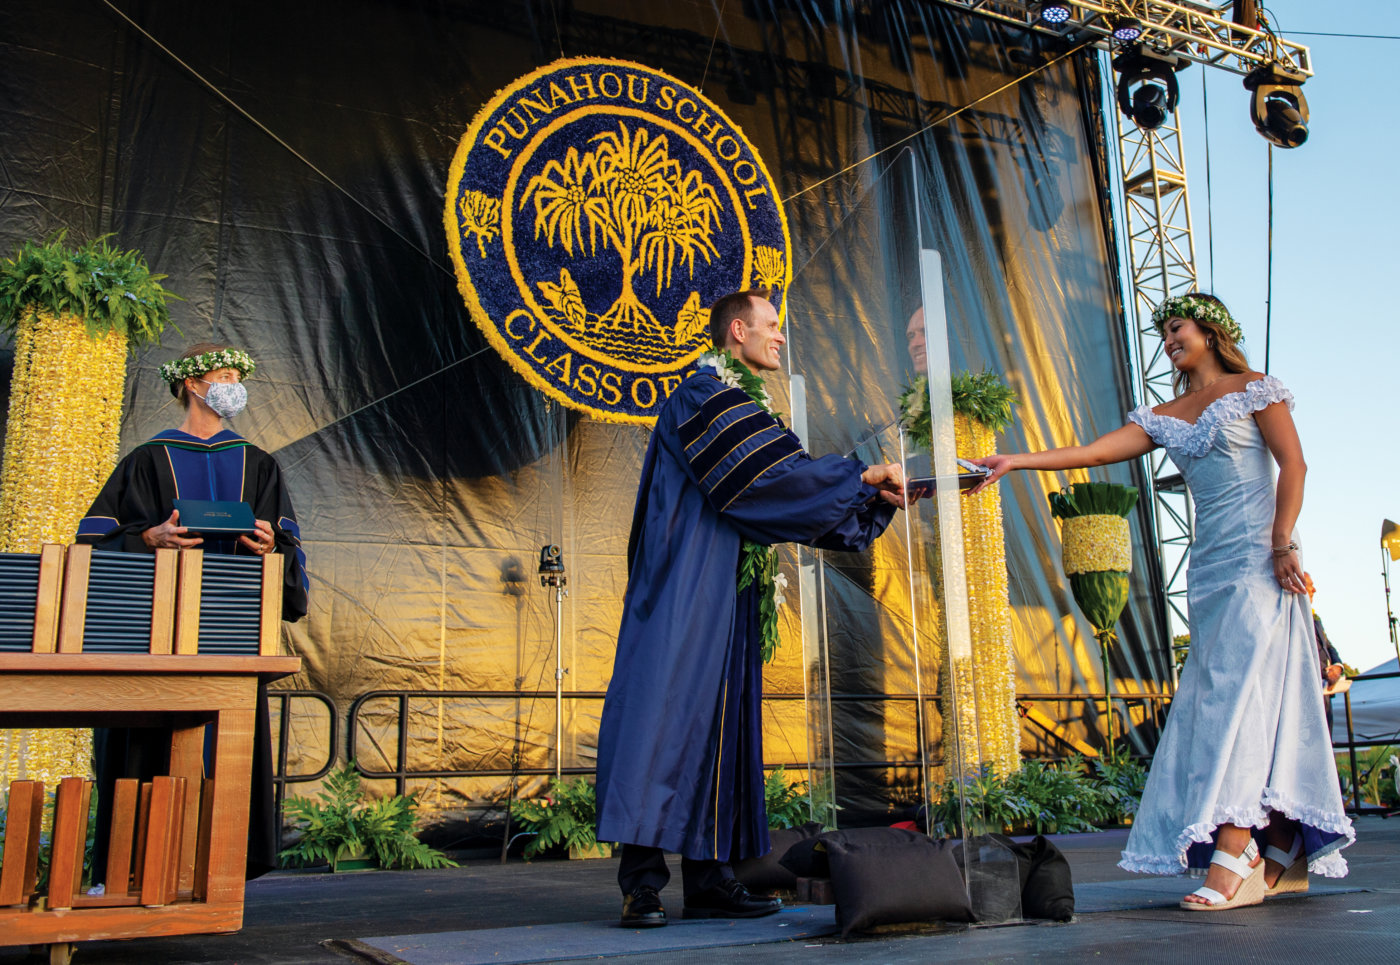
[596, 290, 908, 927]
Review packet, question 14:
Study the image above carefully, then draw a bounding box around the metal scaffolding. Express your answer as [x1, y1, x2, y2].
[934, 0, 1311, 77]
[933, 1, 1312, 645]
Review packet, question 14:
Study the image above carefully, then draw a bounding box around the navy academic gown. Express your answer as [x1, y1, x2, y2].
[78, 428, 308, 879]
[595, 372, 895, 864]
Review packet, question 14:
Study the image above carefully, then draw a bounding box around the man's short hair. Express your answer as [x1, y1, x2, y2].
[707, 289, 772, 348]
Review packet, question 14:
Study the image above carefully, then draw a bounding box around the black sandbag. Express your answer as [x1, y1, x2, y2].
[734, 821, 824, 892]
[1018, 834, 1075, 921]
[822, 827, 973, 936]
[778, 831, 831, 879]
[968, 833, 1075, 921]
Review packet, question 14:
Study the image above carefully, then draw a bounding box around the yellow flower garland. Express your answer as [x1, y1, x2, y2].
[1061, 514, 1132, 575]
[0, 306, 126, 787]
[940, 413, 1020, 779]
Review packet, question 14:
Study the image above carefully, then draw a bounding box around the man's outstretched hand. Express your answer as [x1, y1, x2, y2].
[861, 462, 909, 509]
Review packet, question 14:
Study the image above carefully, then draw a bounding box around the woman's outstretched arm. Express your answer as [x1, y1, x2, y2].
[967, 423, 1156, 494]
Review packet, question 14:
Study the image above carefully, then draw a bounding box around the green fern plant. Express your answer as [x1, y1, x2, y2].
[278, 763, 457, 871]
[928, 756, 1149, 837]
[764, 765, 839, 829]
[509, 777, 609, 859]
[0, 231, 181, 345]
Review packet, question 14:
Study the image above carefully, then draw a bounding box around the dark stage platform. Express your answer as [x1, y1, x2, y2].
[3, 819, 1396, 964]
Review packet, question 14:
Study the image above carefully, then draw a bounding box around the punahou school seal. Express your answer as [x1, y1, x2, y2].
[445, 57, 792, 423]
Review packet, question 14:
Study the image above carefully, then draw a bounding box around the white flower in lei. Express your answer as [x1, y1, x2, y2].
[159, 348, 257, 385]
[696, 348, 787, 661]
[1150, 295, 1244, 345]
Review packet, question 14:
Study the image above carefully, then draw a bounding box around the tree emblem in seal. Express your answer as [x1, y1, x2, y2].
[445, 57, 791, 424]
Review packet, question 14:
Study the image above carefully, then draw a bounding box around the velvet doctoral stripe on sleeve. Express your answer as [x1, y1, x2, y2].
[678, 384, 803, 512]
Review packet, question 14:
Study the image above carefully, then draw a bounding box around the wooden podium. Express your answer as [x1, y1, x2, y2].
[0, 545, 300, 959]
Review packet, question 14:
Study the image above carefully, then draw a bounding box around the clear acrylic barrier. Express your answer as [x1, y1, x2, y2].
[784, 149, 1019, 921]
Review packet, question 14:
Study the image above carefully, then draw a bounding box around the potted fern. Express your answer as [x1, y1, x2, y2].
[279, 763, 457, 872]
[509, 777, 612, 859]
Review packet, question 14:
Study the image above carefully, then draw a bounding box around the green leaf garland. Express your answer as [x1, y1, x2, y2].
[0, 232, 182, 348]
[697, 350, 785, 662]
[898, 369, 1019, 450]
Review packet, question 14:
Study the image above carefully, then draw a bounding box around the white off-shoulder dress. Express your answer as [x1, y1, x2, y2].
[1118, 375, 1353, 877]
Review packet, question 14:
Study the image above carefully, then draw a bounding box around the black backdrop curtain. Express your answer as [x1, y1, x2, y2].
[0, 0, 1168, 844]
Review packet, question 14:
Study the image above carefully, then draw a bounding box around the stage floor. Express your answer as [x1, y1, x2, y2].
[3, 819, 1396, 965]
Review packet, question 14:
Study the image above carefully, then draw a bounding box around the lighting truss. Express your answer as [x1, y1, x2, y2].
[1111, 96, 1196, 640]
[938, 1, 1312, 77]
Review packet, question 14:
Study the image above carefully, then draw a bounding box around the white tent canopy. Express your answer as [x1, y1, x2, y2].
[1331, 657, 1400, 746]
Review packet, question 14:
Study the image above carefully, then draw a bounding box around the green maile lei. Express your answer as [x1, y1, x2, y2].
[696, 349, 788, 663]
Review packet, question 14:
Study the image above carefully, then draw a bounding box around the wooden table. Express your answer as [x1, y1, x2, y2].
[0, 653, 299, 954]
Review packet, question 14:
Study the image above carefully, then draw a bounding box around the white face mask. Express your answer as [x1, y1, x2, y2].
[195, 379, 248, 419]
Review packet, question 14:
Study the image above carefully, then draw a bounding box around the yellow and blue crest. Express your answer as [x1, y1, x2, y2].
[445, 57, 791, 424]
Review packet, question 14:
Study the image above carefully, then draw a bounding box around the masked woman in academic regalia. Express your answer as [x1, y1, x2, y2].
[80, 343, 308, 884]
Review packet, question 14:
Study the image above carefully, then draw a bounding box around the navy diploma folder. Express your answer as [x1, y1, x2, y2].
[172, 499, 257, 538]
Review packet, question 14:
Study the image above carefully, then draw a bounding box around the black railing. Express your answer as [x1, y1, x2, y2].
[269, 689, 339, 850]
[278, 677, 1396, 822]
[340, 688, 1173, 797]
[1332, 670, 1400, 815]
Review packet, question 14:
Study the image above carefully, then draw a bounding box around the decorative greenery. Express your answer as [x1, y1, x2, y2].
[1047, 481, 1140, 521]
[509, 777, 611, 859]
[0, 232, 181, 347]
[1172, 633, 1191, 672]
[927, 755, 1149, 838]
[1336, 746, 1399, 808]
[764, 765, 839, 829]
[899, 370, 1019, 451]
[697, 349, 787, 662]
[279, 763, 457, 872]
[1049, 482, 1140, 754]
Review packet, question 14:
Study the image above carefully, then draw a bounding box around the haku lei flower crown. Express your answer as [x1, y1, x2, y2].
[1150, 295, 1244, 345]
[159, 349, 256, 386]
[696, 349, 787, 662]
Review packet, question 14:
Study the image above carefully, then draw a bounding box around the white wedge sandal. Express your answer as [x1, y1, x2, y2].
[1180, 839, 1265, 911]
[1264, 835, 1309, 895]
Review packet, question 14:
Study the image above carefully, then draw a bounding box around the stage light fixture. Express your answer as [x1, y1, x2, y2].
[1110, 16, 1144, 42]
[1244, 63, 1310, 148]
[1113, 46, 1185, 132]
[1035, 2, 1073, 25]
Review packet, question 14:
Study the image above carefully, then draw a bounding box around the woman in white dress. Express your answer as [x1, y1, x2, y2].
[971, 293, 1353, 910]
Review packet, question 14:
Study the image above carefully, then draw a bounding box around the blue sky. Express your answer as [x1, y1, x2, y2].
[1163, 2, 1398, 672]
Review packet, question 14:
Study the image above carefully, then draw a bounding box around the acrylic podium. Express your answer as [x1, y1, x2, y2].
[0, 544, 299, 963]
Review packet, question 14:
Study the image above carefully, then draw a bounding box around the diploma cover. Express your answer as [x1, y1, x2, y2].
[172, 499, 257, 538]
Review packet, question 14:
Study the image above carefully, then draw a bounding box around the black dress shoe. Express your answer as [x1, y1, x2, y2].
[621, 885, 667, 928]
[682, 878, 782, 919]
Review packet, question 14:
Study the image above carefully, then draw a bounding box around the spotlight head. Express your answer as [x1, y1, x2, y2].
[538, 543, 564, 574]
[1244, 64, 1310, 148]
[1131, 83, 1170, 131]
[1035, 2, 1073, 25]
[1110, 16, 1144, 42]
[1113, 46, 1185, 132]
